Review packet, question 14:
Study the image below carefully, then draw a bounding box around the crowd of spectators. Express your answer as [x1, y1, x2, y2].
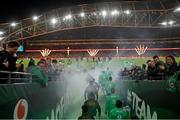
[120, 55, 180, 80]
[1, 41, 180, 84]
[0, 41, 64, 85]
[25, 57, 64, 86]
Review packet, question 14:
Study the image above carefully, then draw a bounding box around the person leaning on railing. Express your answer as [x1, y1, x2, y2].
[165, 55, 178, 77]
[0, 41, 20, 84]
[26, 59, 48, 87]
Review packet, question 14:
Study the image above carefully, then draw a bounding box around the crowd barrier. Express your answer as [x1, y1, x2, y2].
[116, 80, 180, 119]
[0, 80, 66, 119]
[0, 71, 32, 83]
[0, 73, 180, 119]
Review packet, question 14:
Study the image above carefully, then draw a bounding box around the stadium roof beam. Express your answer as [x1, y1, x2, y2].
[1, 1, 180, 42]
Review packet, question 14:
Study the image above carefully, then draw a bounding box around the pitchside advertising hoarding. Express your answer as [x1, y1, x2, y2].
[0, 80, 180, 119]
[0, 81, 66, 119]
[116, 80, 180, 119]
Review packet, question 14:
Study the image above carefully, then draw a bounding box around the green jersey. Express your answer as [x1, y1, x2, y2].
[109, 108, 129, 119]
[27, 66, 48, 86]
[105, 93, 121, 115]
[105, 81, 116, 95]
[98, 72, 108, 87]
[106, 70, 113, 78]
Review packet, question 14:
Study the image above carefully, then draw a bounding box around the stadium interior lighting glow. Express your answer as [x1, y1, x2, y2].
[124, 10, 131, 15]
[168, 20, 175, 25]
[101, 10, 107, 17]
[160, 20, 175, 26]
[111, 10, 119, 16]
[51, 18, 57, 24]
[160, 21, 168, 26]
[174, 7, 180, 12]
[80, 12, 85, 17]
[0, 31, 4, 35]
[64, 14, 72, 20]
[11, 22, 17, 27]
[33, 16, 38, 21]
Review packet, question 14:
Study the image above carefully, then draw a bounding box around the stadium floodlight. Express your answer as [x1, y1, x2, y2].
[63, 14, 72, 21]
[0, 31, 4, 35]
[51, 18, 57, 24]
[33, 16, 38, 21]
[101, 10, 107, 17]
[80, 12, 85, 17]
[168, 20, 175, 25]
[124, 10, 131, 15]
[174, 7, 180, 12]
[160, 21, 168, 26]
[111, 10, 119, 16]
[66, 14, 72, 20]
[11, 22, 17, 27]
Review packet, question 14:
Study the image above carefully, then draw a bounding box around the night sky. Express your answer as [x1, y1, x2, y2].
[0, 0, 122, 23]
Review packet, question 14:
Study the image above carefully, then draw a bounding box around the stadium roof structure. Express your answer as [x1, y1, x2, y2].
[0, 0, 180, 43]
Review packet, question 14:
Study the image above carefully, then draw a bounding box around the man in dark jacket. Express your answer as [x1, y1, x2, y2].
[78, 105, 95, 119]
[146, 60, 159, 80]
[84, 92, 101, 118]
[0, 41, 20, 83]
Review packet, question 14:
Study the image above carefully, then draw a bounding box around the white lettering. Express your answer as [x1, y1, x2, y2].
[46, 96, 64, 120]
[127, 89, 132, 103]
[140, 101, 146, 119]
[147, 105, 157, 120]
[128, 89, 158, 119]
[132, 92, 136, 110]
[135, 95, 142, 118]
[50, 109, 55, 119]
[56, 104, 61, 119]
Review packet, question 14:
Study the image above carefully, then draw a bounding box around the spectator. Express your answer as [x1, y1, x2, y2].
[121, 67, 129, 77]
[153, 56, 166, 80]
[146, 60, 159, 80]
[39, 58, 47, 73]
[16, 60, 25, 80]
[141, 64, 147, 80]
[46, 58, 53, 81]
[142, 64, 146, 70]
[165, 55, 177, 76]
[17, 60, 24, 72]
[26, 59, 48, 87]
[0, 41, 20, 83]
[153, 56, 164, 67]
[0, 41, 20, 72]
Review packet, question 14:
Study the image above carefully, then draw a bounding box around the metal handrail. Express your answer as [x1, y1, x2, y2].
[0, 71, 32, 84]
